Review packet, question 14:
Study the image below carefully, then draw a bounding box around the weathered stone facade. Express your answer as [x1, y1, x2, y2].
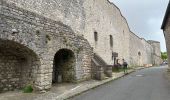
[162, 1, 170, 68]
[0, 0, 162, 92]
[83, 0, 161, 66]
[83, 0, 130, 65]
[0, 40, 40, 92]
[148, 40, 162, 65]
[0, 0, 93, 92]
[3, 0, 162, 65]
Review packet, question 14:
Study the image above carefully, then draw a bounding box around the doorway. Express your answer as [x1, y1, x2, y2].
[52, 49, 75, 84]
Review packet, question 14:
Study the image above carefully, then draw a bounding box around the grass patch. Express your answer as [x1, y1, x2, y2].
[112, 67, 132, 73]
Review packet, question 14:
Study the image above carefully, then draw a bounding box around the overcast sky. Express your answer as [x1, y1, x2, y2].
[110, 0, 169, 52]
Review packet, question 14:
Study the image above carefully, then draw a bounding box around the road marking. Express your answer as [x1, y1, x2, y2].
[56, 85, 81, 99]
[71, 86, 81, 91]
[136, 74, 144, 77]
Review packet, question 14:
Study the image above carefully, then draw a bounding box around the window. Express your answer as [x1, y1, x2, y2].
[138, 51, 141, 56]
[94, 32, 98, 42]
[110, 35, 113, 47]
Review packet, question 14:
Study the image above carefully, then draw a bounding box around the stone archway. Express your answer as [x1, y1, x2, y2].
[0, 40, 40, 93]
[52, 49, 76, 84]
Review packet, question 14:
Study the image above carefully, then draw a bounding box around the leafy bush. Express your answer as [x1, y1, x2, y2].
[23, 85, 33, 93]
[161, 52, 167, 60]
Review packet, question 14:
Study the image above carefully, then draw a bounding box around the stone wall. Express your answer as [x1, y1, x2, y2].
[0, 40, 39, 92]
[4, 0, 162, 67]
[0, 0, 93, 92]
[5, 0, 86, 35]
[4, 0, 131, 65]
[148, 40, 162, 65]
[85, 0, 163, 67]
[83, 0, 161, 67]
[0, 0, 162, 92]
[163, 12, 170, 67]
[129, 32, 143, 66]
[142, 39, 153, 65]
[129, 32, 162, 67]
[83, 0, 130, 65]
[0, 52, 22, 92]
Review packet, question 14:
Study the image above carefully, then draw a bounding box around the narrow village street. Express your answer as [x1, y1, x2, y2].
[69, 66, 170, 100]
[0, 0, 169, 100]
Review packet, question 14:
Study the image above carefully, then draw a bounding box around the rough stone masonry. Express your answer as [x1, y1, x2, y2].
[162, 1, 170, 69]
[0, 0, 93, 92]
[0, 0, 162, 92]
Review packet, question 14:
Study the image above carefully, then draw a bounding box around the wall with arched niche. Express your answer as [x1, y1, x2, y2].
[0, 39, 40, 92]
[0, 1, 93, 92]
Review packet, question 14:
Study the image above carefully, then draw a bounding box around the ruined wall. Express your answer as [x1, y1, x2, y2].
[0, 0, 93, 92]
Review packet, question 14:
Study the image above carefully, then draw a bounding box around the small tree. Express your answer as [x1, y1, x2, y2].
[161, 52, 168, 60]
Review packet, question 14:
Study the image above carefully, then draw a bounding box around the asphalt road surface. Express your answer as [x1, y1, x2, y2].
[69, 66, 170, 100]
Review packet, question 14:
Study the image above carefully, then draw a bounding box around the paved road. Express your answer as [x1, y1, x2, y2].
[69, 66, 170, 100]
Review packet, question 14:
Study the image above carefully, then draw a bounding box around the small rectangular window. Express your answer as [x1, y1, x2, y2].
[94, 32, 98, 42]
[110, 35, 113, 47]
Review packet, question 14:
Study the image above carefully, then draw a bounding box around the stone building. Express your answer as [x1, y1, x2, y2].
[0, 0, 161, 92]
[147, 40, 162, 65]
[162, 1, 170, 68]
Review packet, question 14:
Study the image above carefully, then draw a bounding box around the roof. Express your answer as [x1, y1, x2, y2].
[161, 1, 170, 29]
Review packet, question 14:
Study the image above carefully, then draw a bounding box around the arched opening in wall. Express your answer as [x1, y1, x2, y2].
[52, 49, 76, 84]
[110, 35, 113, 48]
[0, 39, 40, 93]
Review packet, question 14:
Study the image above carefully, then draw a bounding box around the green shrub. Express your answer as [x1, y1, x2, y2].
[23, 85, 33, 93]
